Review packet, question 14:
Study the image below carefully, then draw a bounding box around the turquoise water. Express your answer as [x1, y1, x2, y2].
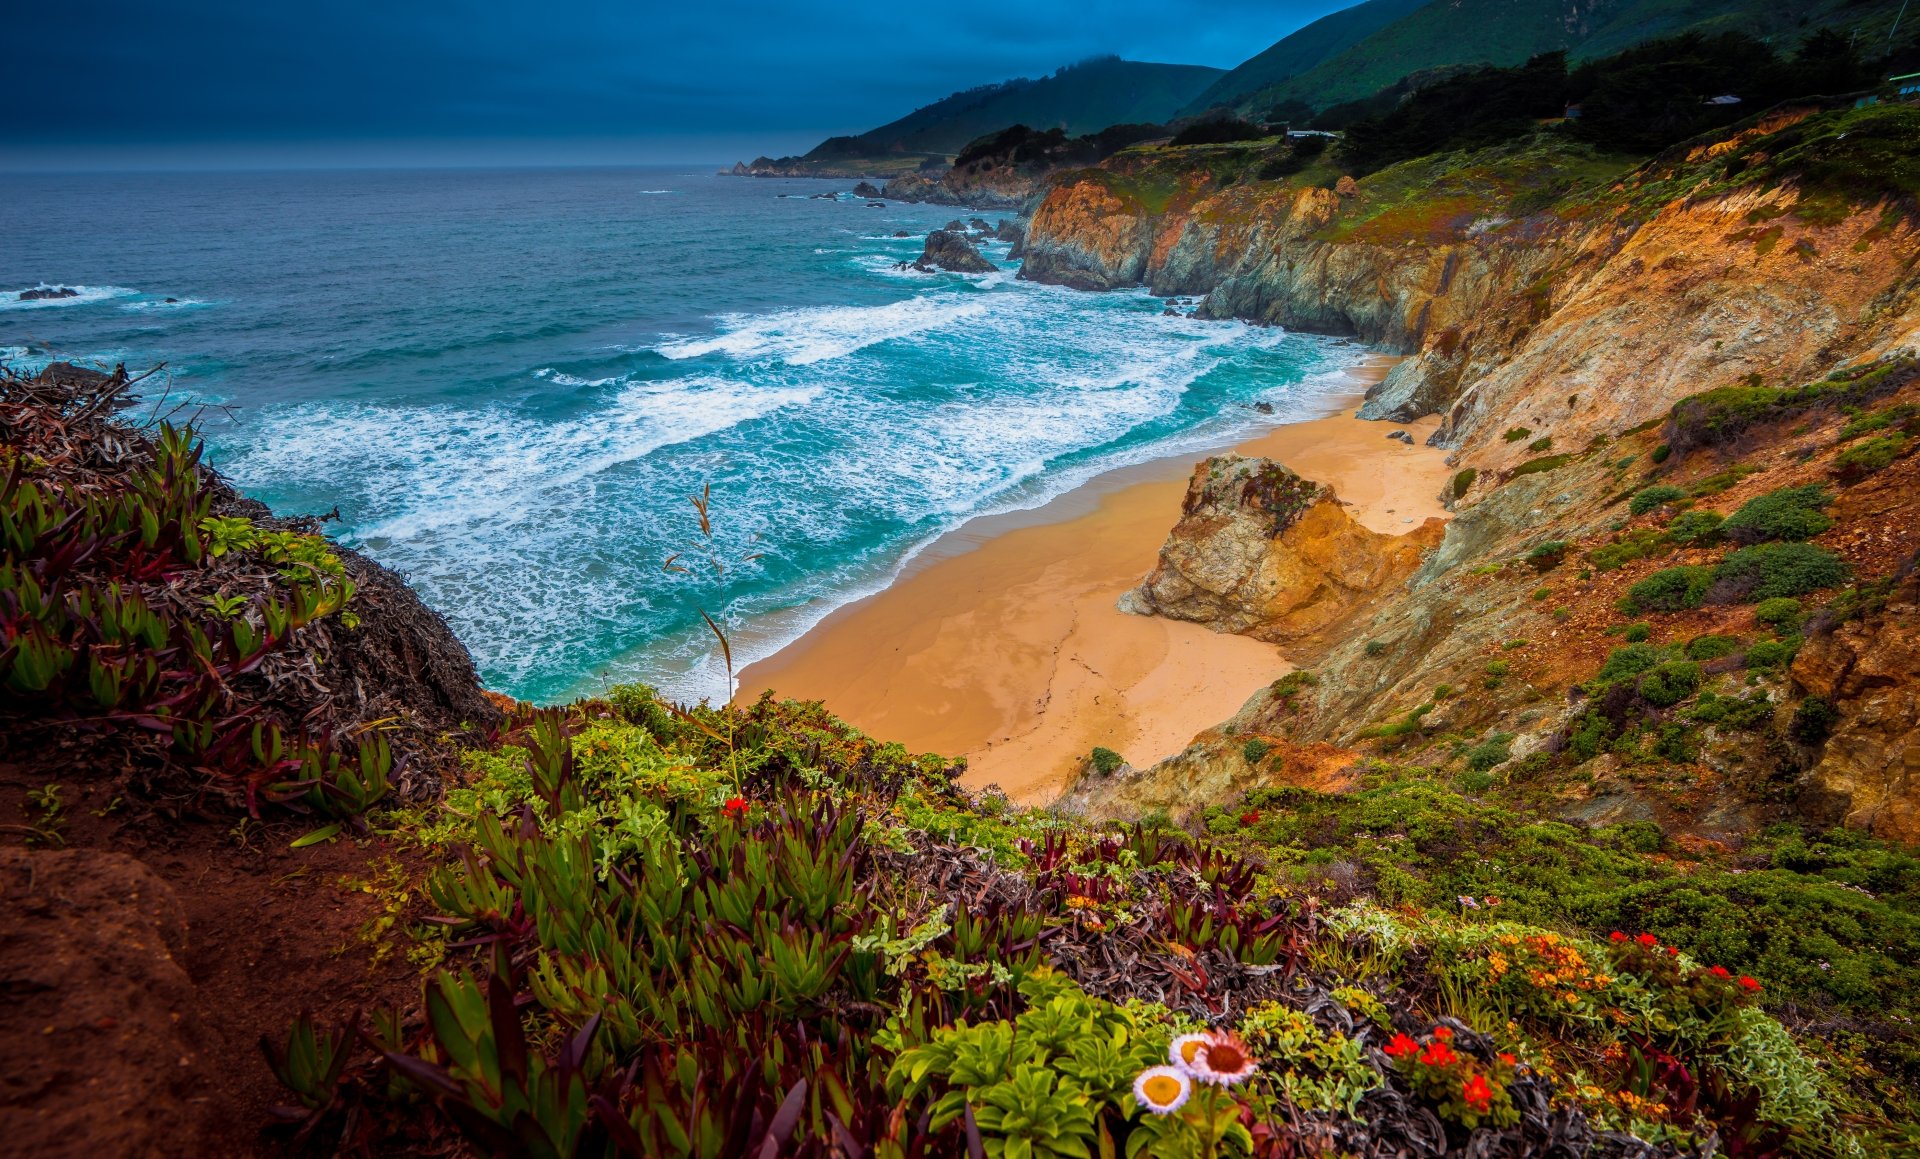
[1, 166, 1360, 702]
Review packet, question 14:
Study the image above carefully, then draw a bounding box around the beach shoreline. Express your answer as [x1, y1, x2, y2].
[735, 353, 1456, 803]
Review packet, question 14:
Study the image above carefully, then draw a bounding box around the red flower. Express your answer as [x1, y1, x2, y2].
[1462, 1072, 1494, 1113]
[1738, 975, 1762, 992]
[1708, 965, 1731, 979]
[1384, 1033, 1420, 1059]
[722, 796, 749, 819]
[1610, 931, 1627, 942]
[1667, 946, 1680, 956]
[1498, 1052, 1518, 1066]
[1418, 1040, 1459, 1067]
[1636, 933, 1659, 947]
[1432, 1026, 1454, 1042]
[1240, 810, 1262, 826]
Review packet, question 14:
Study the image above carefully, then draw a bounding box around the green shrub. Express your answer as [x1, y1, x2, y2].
[1789, 695, 1837, 744]
[1665, 358, 1918, 455]
[1364, 639, 1389, 657]
[1243, 738, 1275, 766]
[1532, 585, 1552, 601]
[1596, 643, 1664, 683]
[1528, 436, 1554, 453]
[1624, 565, 1713, 612]
[1833, 433, 1909, 482]
[1503, 426, 1532, 442]
[1457, 769, 1496, 792]
[1665, 509, 1724, 545]
[1723, 485, 1832, 544]
[1754, 597, 1803, 629]
[1451, 468, 1477, 499]
[1629, 484, 1688, 515]
[1525, 540, 1569, 571]
[1509, 453, 1573, 478]
[1688, 691, 1774, 729]
[1623, 622, 1652, 643]
[1712, 543, 1850, 602]
[1464, 734, 1513, 771]
[1744, 637, 1802, 670]
[1587, 527, 1666, 572]
[1837, 401, 1919, 441]
[1651, 443, 1671, 464]
[1637, 661, 1703, 707]
[1685, 635, 1740, 661]
[1089, 746, 1124, 775]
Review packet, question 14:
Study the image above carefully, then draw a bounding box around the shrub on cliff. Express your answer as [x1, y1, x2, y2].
[1710, 543, 1850, 603]
[1636, 661, 1702, 708]
[1666, 358, 1918, 457]
[1834, 433, 1910, 482]
[1629, 484, 1687, 515]
[1723, 484, 1832, 544]
[1623, 565, 1712, 612]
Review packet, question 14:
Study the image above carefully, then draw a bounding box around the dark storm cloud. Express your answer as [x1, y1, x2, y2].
[6, 1, 1349, 160]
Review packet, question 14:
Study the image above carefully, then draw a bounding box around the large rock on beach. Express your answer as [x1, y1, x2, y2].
[1120, 454, 1442, 645]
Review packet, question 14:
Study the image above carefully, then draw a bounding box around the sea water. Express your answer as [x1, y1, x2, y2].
[1, 165, 1363, 703]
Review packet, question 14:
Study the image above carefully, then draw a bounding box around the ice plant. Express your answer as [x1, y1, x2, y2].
[1462, 1073, 1494, 1113]
[1132, 1066, 1192, 1115]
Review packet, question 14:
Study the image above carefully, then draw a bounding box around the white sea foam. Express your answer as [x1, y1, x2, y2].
[655, 296, 989, 366]
[532, 367, 630, 388]
[122, 297, 210, 312]
[0, 285, 139, 311]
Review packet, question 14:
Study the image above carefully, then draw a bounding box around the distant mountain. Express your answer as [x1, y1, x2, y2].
[1221, 0, 1912, 114]
[806, 56, 1224, 160]
[1177, 0, 1431, 116]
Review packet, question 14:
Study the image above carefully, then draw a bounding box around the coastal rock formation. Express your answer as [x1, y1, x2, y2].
[1018, 111, 1920, 473]
[18, 286, 79, 301]
[1794, 563, 1920, 843]
[914, 229, 995, 274]
[853, 181, 882, 198]
[1120, 455, 1442, 646]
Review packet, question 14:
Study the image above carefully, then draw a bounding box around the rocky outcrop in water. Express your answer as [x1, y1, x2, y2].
[913, 229, 995, 274]
[18, 286, 79, 301]
[1120, 455, 1442, 646]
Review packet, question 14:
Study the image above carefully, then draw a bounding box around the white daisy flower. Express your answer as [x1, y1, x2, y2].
[1133, 1065, 1192, 1114]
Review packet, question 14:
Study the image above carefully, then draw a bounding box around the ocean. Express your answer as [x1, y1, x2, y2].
[1, 165, 1362, 703]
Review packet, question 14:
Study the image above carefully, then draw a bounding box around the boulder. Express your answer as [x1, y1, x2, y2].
[913, 230, 995, 274]
[968, 217, 992, 232]
[1334, 175, 1359, 197]
[853, 181, 882, 198]
[892, 230, 912, 238]
[944, 219, 966, 231]
[995, 219, 1025, 245]
[18, 287, 79, 301]
[1119, 455, 1443, 645]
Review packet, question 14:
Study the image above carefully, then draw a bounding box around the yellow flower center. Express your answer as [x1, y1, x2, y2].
[1142, 1074, 1183, 1105]
[1177, 1040, 1205, 1065]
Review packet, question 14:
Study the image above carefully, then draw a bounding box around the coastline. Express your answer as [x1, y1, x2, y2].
[735, 354, 1455, 803]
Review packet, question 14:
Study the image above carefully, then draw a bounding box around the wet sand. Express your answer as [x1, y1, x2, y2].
[735, 356, 1454, 802]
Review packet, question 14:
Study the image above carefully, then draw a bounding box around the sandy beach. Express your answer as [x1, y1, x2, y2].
[735, 355, 1455, 802]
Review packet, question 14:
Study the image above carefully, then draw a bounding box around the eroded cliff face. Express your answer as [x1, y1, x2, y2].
[1049, 115, 1920, 841]
[1120, 454, 1443, 647]
[1020, 125, 1920, 466]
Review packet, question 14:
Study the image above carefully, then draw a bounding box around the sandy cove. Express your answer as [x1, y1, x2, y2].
[735, 356, 1455, 803]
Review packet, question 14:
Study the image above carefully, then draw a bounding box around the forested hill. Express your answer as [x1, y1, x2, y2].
[805, 56, 1222, 160]
[1201, 0, 1913, 115]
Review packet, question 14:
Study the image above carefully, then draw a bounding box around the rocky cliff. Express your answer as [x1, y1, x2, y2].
[1050, 108, 1920, 845]
[1021, 110, 1920, 475]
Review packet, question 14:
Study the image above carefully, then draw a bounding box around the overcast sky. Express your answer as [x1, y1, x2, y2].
[5, 1, 1352, 167]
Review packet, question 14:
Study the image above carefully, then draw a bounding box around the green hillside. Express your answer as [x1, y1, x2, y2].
[807, 56, 1223, 159]
[1178, 0, 1432, 115]
[1232, 0, 1912, 114]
